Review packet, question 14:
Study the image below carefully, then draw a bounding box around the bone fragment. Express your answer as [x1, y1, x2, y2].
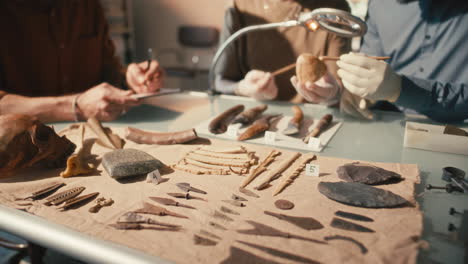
[273, 153, 316, 196]
[125, 127, 198, 145]
[240, 150, 281, 188]
[255, 152, 301, 190]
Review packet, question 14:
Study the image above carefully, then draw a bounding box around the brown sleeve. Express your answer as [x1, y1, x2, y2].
[324, 33, 351, 81]
[94, 1, 126, 88]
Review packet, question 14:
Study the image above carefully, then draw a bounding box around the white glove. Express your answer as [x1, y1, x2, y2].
[340, 89, 374, 120]
[236, 70, 278, 100]
[290, 72, 341, 105]
[337, 53, 402, 102]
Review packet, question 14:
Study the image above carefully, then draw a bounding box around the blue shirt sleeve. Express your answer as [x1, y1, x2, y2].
[359, 0, 385, 57]
[398, 76, 468, 122]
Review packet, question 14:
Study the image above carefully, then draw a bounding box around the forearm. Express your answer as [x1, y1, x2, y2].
[397, 76, 468, 122]
[0, 93, 76, 123]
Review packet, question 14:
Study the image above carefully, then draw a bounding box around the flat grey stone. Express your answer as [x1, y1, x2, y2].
[102, 149, 163, 179]
[337, 162, 402, 185]
[318, 181, 408, 208]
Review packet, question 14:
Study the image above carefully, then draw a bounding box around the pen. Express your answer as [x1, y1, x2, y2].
[146, 48, 153, 71]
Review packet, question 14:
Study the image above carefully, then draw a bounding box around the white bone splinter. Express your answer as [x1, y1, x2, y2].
[240, 150, 281, 188]
[273, 153, 316, 196]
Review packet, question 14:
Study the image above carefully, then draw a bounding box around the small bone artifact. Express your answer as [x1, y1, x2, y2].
[167, 192, 207, 201]
[102, 149, 164, 179]
[296, 53, 328, 84]
[87, 117, 123, 149]
[89, 197, 114, 213]
[149, 197, 196, 209]
[330, 217, 375, 233]
[274, 199, 295, 210]
[335, 210, 374, 222]
[117, 212, 180, 228]
[134, 202, 189, 219]
[273, 153, 316, 196]
[255, 152, 301, 190]
[176, 182, 207, 194]
[110, 223, 179, 231]
[282, 105, 303, 135]
[264, 211, 323, 230]
[232, 104, 268, 125]
[194, 234, 217, 246]
[324, 235, 368, 254]
[60, 125, 95, 178]
[222, 200, 245, 207]
[125, 127, 198, 145]
[24, 182, 66, 200]
[117, 212, 181, 228]
[209, 104, 245, 134]
[318, 181, 409, 208]
[238, 187, 260, 198]
[237, 240, 320, 264]
[237, 115, 281, 141]
[337, 162, 402, 185]
[220, 206, 240, 215]
[303, 114, 333, 143]
[44, 186, 85, 206]
[231, 194, 247, 202]
[240, 150, 281, 188]
[238, 221, 326, 244]
[59, 192, 99, 211]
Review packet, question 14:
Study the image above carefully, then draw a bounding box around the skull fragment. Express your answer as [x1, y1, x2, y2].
[0, 114, 76, 175]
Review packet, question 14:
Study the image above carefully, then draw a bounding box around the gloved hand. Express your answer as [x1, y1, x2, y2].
[290, 71, 341, 105]
[236, 70, 278, 100]
[340, 89, 375, 120]
[337, 53, 402, 102]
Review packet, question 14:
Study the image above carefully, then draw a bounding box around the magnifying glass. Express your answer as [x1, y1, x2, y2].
[209, 8, 368, 94]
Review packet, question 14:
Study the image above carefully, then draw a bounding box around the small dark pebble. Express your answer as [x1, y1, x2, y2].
[274, 199, 294, 210]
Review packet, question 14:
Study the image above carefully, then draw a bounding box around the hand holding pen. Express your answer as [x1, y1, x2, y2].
[126, 48, 165, 94]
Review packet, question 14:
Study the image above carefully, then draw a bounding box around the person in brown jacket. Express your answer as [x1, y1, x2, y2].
[0, 0, 164, 122]
[215, 0, 351, 104]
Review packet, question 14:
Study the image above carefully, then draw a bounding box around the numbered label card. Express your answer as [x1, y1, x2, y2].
[305, 164, 320, 177]
[307, 137, 321, 150]
[264, 131, 277, 144]
[226, 125, 239, 138]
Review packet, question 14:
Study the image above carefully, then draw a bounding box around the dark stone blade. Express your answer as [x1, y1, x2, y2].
[264, 211, 323, 230]
[337, 162, 402, 185]
[237, 240, 320, 264]
[26, 182, 66, 200]
[335, 210, 374, 222]
[324, 235, 368, 254]
[330, 217, 375, 233]
[318, 181, 409, 208]
[221, 247, 281, 264]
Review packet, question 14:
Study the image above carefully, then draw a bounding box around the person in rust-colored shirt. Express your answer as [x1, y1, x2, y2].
[0, 0, 164, 122]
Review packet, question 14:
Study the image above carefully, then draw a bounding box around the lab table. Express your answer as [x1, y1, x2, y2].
[0, 92, 466, 264]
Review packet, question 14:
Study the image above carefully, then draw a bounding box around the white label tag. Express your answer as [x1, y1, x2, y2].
[307, 137, 321, 150]
[264, 131, 277, 144]
[226, 126, 239, 138]
[147, 169, 162, 184]
[305, 164, 320, 177]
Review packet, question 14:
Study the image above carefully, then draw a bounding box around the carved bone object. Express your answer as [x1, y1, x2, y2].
[237, 115, 281, 141]
[255, 152, 301, 190]
[232, 104, 268, 125]
[240, 150, 281, 188]
[125, 127, 198, 145]
[87, 117, 123, 149]
[303, 114, 333, 143]
[273, 153, 316, 196]
[133, 202, 189, 219]
[283, 105, 303, 135]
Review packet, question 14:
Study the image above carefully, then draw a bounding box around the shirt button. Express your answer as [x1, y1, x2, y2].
[425, 35, 431, 40]
[419, 67, 424, 72]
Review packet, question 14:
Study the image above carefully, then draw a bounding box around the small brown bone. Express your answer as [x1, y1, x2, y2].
[125, 127, 198, 145]
[283, 105, 303, 135]
[60, 124, 96, 178]
[232, 104, 268, 125]
[296, 53, 327, 84]
[238, 221, 326, 244]
[303, 114, 333, 143]
[237, 115, 281, 141]
[89, 197, 114, 213]
[209, 104, 245, 134]
[134, 202, 189, 219]
[24, 182, 66, 200]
